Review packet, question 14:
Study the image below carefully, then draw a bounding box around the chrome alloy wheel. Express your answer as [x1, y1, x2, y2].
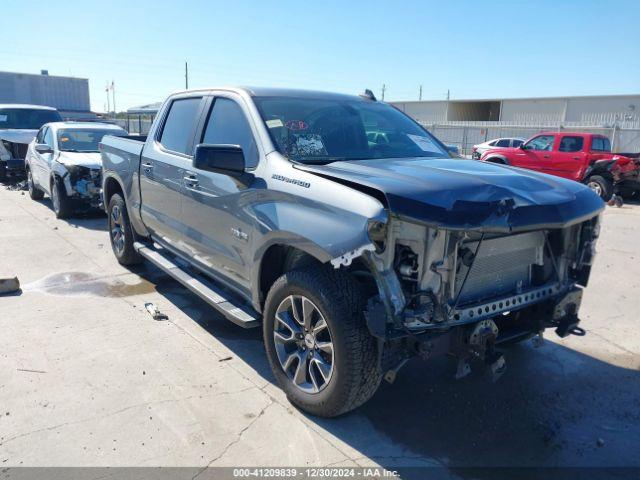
[110, 204, 126, 254]
[27, 169, 34, 195]
[51, 181, 60, 213]
[588, 181, 603, 197]
[273, 295, 334, 394]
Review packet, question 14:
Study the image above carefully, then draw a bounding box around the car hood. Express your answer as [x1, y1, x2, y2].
[0, 129, 38, 144]
[57, 151, 102, 169]
[297, 157, 604, 232]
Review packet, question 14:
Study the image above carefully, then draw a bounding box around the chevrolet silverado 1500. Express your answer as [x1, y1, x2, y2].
[101, 87, 604, 417]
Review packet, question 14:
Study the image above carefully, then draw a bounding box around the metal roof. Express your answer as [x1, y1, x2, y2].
[0, 103, 58, 110]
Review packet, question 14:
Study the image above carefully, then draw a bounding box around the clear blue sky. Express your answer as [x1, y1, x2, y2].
[1, 0, 638, 112]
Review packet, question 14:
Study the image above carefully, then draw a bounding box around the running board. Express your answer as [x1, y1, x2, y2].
[134, 242, 260, 328]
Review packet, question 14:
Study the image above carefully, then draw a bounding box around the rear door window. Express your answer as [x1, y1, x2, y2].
[591, 136, 611, 152]
[202, 97, 259, 168]
[159, 97, 202, 155]
[496, 139, 510, 147]
[558, 136, 584, 152]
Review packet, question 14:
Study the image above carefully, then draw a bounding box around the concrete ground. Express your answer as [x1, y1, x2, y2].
[0, 184, 639, 472]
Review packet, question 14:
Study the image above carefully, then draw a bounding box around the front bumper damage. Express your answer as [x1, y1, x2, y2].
[343, 214, 601, 382]
[58, 164, 103, 209]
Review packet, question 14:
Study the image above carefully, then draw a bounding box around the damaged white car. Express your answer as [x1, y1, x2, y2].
[25, 122, 127, 218]
[0, 104, 62, 181]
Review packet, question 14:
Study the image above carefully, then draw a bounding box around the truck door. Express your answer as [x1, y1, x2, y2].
[551, 135, 587, 181]
[179, 95, 261, 294]
[516, 134, 556, 175]
[139, 95, 205, 247]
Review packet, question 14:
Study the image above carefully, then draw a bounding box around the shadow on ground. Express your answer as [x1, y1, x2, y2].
[131, 263, 640, 475]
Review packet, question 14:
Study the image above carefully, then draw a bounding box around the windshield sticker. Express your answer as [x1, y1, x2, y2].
[0, 115, 7, 122]
[266, 118, 284, 129]
[407, 134, 441, 153]
[288, 134, 327, 157]
[285, 120, 308, 131]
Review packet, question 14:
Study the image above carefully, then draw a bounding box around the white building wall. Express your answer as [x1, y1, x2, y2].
[565, 96, 640, 125]
[392, 101, 447, 123]
[499, 98, 566, 124]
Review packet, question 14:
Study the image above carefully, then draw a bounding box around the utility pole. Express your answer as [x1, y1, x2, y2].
[419, 85, 422, 101]
[111, 80, 116, 116]
[446, 89, 450, 101]
[185, 61, 189, 89]
[105, 83, 110, 116]
[381, 83, 386, 101]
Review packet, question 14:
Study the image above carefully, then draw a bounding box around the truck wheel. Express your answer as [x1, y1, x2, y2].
[27, 167, 44, 200]
[586, 175, 613, 201]
[263, 266, 381, 417]
[107, 193, 142, 265]
[51, 176, 73, 219]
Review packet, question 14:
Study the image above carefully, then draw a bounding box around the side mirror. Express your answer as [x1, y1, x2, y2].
[519, 143, 527, 150]
[35, 143, 53, 154]
[193, 144, 245, 176]
[446, 144, 461, 157]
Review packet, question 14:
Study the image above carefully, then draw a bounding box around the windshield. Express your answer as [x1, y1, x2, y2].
[254, 97, 447, 164]
[0, 108, 62, 129]
[57, 128, 127, 152]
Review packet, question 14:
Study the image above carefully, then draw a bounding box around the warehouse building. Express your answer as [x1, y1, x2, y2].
[0, 70, 93, 119]
[391, 94, 640, 154]
[391, 94, 640, 127]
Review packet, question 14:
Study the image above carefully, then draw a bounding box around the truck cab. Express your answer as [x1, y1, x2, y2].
[480, 132, 640, 200]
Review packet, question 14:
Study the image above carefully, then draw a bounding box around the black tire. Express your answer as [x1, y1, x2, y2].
[26, 167, 44, 200]
[0, 163, 6, 182]
[586, 175, 613, 201]
[107, 193, 142, 265]
[50, 176, 73, 219]
[263, 266, 381, 417]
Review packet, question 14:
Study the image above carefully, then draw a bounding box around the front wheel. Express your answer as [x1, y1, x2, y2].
[27, 167, 44, 200]
[108, 193, 142, 265]
[263, 266, 381, 417]
[50, 176, 73, 218]
[586, 175, 613, 201]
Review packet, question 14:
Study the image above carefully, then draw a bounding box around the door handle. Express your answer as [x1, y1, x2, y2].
[543, 155, 550, 158]
[142, 162, 154, 174]
[573, 156, 580, 160]
[183, 174, 199, 187]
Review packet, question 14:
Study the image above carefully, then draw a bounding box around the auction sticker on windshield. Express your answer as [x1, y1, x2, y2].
[407, 134, 441, 153]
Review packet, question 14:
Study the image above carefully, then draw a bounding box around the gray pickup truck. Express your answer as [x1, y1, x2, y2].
[101, 87, 604, 417]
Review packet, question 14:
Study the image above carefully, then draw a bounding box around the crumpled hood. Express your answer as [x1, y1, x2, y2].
[57, 151, 102, 169]
[0, 129, 38, 144]
[297, 157, 604, 232]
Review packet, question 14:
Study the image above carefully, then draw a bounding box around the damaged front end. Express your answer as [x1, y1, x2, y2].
[0, 139, 29, 179]
[356, 214, 601, 382]
[56, 163, 103, 209]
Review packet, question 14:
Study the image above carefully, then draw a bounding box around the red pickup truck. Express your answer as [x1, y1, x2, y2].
[480, 132, 640, 200]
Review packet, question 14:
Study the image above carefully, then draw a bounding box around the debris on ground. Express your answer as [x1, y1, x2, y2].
[144, 302, 168, 321]
[0, 277, 20, 294]
[607, 195, 624, 208]
[6, 181, 28, 191]
[218, 356, 233, 362]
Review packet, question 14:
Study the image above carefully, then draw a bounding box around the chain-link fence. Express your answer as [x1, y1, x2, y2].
[421, 123, 640, 157]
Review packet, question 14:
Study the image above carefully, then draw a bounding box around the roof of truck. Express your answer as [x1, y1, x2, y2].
[0, 104, 58, 110]
[171, 86, 369, 101]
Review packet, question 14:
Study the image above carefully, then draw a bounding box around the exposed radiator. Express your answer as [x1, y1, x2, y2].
[455, 231, 545, 305]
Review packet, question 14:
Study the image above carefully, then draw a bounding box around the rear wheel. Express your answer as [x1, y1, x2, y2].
[50, 176, 73, 218]
[108, 193, 142, 265]
[586, 175, 613, 201]
[0, 163, 6, 182]
[263, 266, 381, 417]
[27, 167, 44, 200]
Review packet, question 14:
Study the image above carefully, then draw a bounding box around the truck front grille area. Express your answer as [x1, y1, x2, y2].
[454, 231, 545, 306]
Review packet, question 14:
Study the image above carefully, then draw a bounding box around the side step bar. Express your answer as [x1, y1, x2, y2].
[134, 242, 260, 328]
